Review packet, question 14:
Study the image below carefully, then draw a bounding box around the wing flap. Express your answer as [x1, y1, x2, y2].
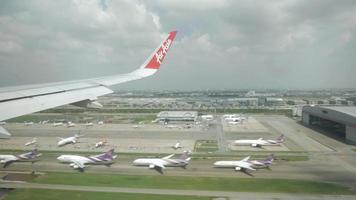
[0, 86, 113, 121]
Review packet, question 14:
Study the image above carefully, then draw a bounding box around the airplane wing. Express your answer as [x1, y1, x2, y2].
[237, 162, 256, 171]
[72, 160, 86, 169]
[241, 156, 250, 162]
[0, 31, 177, 138]
[162, 154, 175, 159]
[149, 161, 166, 169]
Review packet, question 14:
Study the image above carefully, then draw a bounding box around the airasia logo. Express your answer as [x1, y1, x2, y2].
[155, 39, 172, 64]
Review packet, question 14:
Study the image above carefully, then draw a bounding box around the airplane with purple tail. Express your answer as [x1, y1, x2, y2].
[57, 149, 117, 171]
[133, 151, 191, 173]
[0, 149, 42, 168]
[213, 154, 275, 173]
[233, 134, 285, 148]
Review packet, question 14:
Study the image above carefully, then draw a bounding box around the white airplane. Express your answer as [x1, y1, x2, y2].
[214, 154, 275, 172]
[94, 138, 107, 148]
[84, 122, 94, 127]
[67, 122, 76, 127]
[201, 115, 213, 120]
[0, 149, 42, 168]
[171, 142, 182, 150]
[214, 156, 256, 172]
[133, 151, 191, 173]
[53, 122, 64, 127]
[24, 122, 34, 126]
[24, 137, 37, 146]
[57, 134, 83, 147]
[0, 31, 177, 138]
[57, 149, 117, 171]
[233, 134, 285, 148]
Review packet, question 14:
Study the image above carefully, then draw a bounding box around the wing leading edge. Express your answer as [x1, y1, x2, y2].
[0, 31, 177, 138]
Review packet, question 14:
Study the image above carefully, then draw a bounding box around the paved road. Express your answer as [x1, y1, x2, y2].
[1, 181, 355, 200]
[213, 116, 227, 153]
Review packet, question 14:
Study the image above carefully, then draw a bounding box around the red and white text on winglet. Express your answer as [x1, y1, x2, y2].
[145, 31, 177, 69]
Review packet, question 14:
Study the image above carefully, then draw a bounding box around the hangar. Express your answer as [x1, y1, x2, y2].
[157, 111, 198, 123]
[302, 106, 356, 144]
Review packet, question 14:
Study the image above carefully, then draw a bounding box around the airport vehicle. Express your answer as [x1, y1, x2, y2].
[84, 122, 94, 127]
[133, 151, 191, 171]
[24, 122, 34, 126]
[66, 122, 76, 127]
[97, 121, 104, 125]
[233, 134, 284, 147]
[94, 138, 107, 148]
[53, 122, 64, 127]
[57, 149, 117, 171]
[171, 142, 182, 150]
[0, 31, 177, 138]
[57, 134, 83, 147]
[201, 115, 213, 120]
[24, 138, 37, 146]
[0, 149, 42, 168]
[214, 156, 256, 172]
[248, 154, 275, 169]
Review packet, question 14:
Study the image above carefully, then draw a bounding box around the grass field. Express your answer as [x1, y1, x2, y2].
[31, 172, 356, 195]
[3, 189, 211, 200]
[194, 140, 219, 153]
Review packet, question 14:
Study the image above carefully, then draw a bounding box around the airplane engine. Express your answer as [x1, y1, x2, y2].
[69, 163, 75, 167]
[251, 143, 258, 147]
[149, 164, 155, 169]
[235, 167, 241, 171]
[0, 160, 6, 163]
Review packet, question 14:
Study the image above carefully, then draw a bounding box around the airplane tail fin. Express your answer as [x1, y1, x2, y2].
[260, 154, 275, 165]
[276, 134, 284, 143]
[95, 149, 116, 161]
[143, 31, 177, 70]
[179, 150, 191, 161]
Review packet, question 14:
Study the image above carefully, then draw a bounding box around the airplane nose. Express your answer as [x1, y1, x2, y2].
[57, 156, 63, 161]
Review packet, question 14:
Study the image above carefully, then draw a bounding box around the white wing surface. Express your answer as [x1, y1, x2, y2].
[0, 31, 177, 138]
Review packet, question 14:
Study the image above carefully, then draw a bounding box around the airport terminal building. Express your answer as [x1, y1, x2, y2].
[157, 111, 198, 123]
[302, 106, 356, 144]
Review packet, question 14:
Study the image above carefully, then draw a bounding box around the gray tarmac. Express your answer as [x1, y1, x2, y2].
[1, 115, 356, 196]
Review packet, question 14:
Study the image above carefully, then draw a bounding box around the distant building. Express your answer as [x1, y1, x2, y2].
[235, 98, 259, 106]
[157, 111, 198, 122]
[265, 98, 285, 106]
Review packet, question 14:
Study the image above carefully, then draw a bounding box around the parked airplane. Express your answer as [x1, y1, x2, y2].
[0, 149, 42, 168]
[24, 138, 37, 146]
[57, 134, 83, 147]
[94, 138, 107, 148]
[57, 149, 117, 171]
[233, 134, 285, 147]
[24, 122, 34, 126]
[53, 122, 64, 127]
[133, 151, 191, 173]
[0, 31, 177, 138]
[214, 156, 256, 172]
[171, 142, 182, 150]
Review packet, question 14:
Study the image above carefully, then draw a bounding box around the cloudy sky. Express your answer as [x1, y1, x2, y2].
[0, 0, 355, 90]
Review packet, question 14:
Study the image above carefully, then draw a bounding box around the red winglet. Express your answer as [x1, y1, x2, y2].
[145, 31, 177, 69]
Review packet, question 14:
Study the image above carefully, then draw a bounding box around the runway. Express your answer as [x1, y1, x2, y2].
[1, 181, 356, 200]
